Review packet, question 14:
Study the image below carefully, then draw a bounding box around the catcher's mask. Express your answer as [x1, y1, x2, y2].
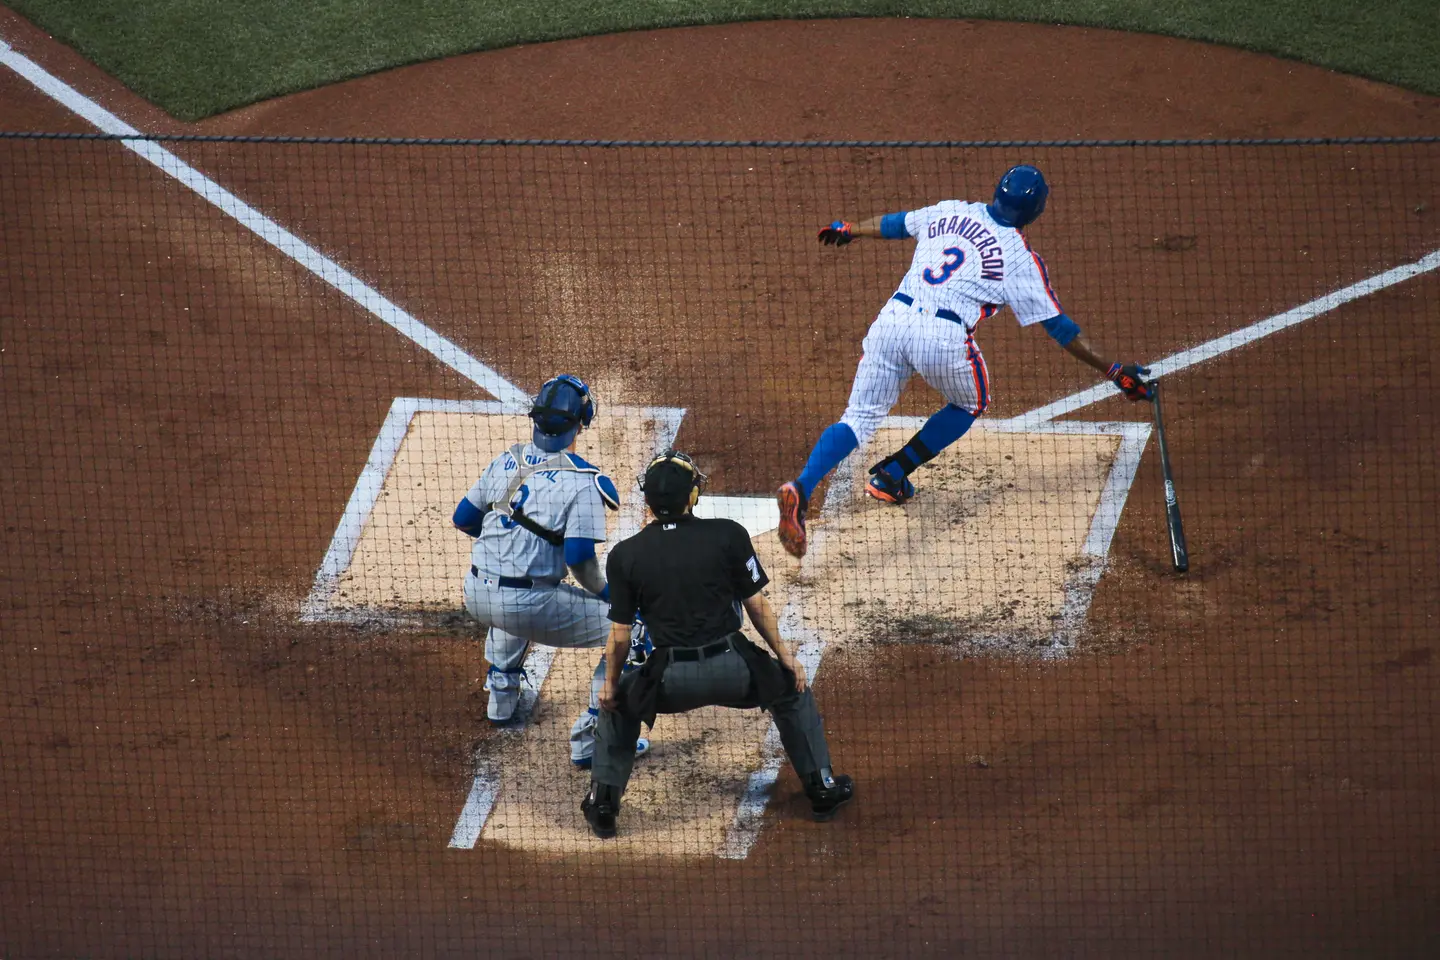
[640, 449, 707, 519]
[530, 374, 596, 452]
[987, 164, 1049, 229]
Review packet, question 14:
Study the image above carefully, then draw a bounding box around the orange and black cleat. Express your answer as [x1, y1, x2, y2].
[776, 482, 809, 558]
[865, 468, 916, 505]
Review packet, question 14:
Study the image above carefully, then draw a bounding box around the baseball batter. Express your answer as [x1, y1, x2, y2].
[777, 165, 1154, 558]
[453, 374, 648, 768]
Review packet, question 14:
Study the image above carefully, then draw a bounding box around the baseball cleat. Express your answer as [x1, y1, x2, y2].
[866, 459, 916, 504]
[776, 482, 809, 558]
[865, 472, 916, 505]
[572, 737, 650, 770]
[806, 772, 855, 822]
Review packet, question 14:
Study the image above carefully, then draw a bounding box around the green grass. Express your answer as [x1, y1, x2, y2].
[7, 1, 1438, 121]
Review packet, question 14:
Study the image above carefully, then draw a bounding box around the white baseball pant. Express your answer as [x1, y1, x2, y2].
[839, 297, 991, 447]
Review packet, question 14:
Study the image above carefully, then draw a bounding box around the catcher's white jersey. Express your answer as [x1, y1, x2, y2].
[464, 443, 607, 583]
[898, 200, 1063, 330]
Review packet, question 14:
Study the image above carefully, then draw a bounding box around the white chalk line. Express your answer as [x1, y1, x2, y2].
[299, 397, 424, 622]
[1000, 248, 1440, 430]
[0, 38, 529, 408]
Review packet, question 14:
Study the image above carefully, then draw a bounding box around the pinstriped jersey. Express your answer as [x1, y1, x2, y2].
[898, 200, 1064, 329]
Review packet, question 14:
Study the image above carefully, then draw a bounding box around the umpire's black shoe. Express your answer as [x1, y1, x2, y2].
[581, 782, 620, 839]
[805, 770, 855, 822]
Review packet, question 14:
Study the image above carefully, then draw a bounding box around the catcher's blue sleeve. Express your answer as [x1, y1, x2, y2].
[564, 537, 596, 566]
[452, 498, 486, 536]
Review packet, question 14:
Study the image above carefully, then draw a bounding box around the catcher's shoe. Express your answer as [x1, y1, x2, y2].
[805, 770, 855, 822]
[865, 463, 916, 505]
[581, 782, 621, 839]
[777, 482, 809, 558]
[572, 737, 650, 770]
[485, 665, 528, 725]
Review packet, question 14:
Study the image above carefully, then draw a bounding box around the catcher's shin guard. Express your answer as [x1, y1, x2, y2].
[484, 664, 528, 724]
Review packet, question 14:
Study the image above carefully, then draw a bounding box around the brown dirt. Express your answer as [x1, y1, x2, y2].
[2, 7, 1439, 958]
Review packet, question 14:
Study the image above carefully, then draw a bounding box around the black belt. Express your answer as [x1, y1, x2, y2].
[667, 637, 734, 662]
[471, 565, 533, 589]
[892, 292, 963, 326]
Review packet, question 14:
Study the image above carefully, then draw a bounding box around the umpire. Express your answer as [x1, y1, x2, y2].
[581, 450, 853, 838]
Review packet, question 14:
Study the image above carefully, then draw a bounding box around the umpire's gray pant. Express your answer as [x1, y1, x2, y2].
[592, 648, 831, 791]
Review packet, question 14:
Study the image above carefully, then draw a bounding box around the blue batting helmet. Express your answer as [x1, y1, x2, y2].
[987, 165, 1049, 229]
[530, 374, 596, 452]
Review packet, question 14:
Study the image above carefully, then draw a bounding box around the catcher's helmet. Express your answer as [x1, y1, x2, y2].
[987, 164, 1049, 229]
[640, 449, 707, 519]
[530, 374, 596, 452]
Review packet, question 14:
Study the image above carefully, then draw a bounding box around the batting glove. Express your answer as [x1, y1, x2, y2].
[817, 220, 854, 246]
[1108, 362, 1154, 401]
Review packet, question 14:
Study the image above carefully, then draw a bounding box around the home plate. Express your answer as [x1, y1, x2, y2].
[693, 495, 780, 537]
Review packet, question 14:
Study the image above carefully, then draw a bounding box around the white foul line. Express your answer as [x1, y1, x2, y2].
[0, 38, 529, 407]
[1002, 248, 1440, 430]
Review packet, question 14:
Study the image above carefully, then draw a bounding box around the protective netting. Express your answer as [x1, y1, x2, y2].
[2, 135, 1437, 957]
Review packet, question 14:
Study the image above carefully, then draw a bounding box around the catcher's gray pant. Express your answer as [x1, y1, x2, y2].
[592, 648, 831, 791]
[462, 572, 608, 763]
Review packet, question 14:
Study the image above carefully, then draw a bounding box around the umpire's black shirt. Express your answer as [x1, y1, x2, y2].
[606, 514, 769, 647]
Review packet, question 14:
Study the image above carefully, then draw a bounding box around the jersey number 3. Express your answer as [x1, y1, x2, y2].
[923, 247, 965, 286]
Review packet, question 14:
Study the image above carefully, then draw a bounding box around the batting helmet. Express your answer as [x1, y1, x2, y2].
[640, 449, 707, 519]
[987, 164, 1049, 229]
[530, 374, 596, 452]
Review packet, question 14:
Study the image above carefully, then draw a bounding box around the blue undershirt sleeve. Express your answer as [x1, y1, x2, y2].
[452, 498, 486, 536]
[879, 212, 910, 239]
[564, 537, 597, 567]
[1040, 313, 1081, 347]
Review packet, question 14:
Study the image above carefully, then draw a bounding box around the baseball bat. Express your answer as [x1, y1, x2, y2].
[1150, 380, 1189, 573]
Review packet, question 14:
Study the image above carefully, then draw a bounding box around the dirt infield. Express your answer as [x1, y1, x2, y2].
[3, 8, 1439, 958]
